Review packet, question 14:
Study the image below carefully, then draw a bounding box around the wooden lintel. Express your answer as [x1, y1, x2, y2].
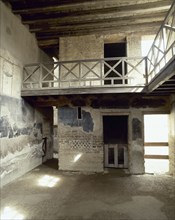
[13, 0, 172, 15]
[144, 155, 169, 159]
[144, 142, 169, 146]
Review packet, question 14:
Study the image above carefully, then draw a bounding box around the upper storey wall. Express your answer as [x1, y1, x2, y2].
[59, 35, 104, 61]
[59, 34, 142, 60]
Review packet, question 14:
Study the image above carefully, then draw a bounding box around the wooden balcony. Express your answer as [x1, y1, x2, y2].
[144, 1, 175, 93]
[21, 2, 175, 96]
[21, 57, 147, 96]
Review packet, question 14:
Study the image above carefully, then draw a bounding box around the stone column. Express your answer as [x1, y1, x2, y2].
[129, 109, 144, 174]
[169, 94, 175, 176]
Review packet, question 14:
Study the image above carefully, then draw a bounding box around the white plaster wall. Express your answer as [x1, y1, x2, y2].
[0, 2, 39, 64]
[0, 1, 52, 187]
[0, 1, 52, 98]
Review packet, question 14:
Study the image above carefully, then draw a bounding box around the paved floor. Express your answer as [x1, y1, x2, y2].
[1, 159, 175, 220]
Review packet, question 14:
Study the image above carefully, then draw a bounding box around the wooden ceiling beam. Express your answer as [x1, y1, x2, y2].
[29, 14, 166, 34]
[36, 21, 162, 39]
[12, 0, 172, 15]
[23, 7, 168, 27]
[30, 15, 164, 33]
[38, 39, 59, 48]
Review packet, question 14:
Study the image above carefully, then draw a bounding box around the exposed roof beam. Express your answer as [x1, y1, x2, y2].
[13, 0, 172, 15]
[38, 39, 59, 48]
[23, 8, 168, 28]
[36, 22, 162, 39]
[31, 15, 164, 33]
[22, 3, 170, 24]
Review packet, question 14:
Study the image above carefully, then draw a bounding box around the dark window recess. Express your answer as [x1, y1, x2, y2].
[118, 147, 124, 164]
[104, 43, 127, 85]
[108, 148, 115, 164]
[77, 107, 82, 119]
[103, 116, 128, 144]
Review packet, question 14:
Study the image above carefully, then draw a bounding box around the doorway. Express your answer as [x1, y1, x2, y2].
[104, 42, 127, 85]
[144, 114, 169, 174]
[103, 115, 128, 168]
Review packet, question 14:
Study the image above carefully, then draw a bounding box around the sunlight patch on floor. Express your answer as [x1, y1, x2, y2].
[0, 207, 25, 220]
[38, 175, 60, 187]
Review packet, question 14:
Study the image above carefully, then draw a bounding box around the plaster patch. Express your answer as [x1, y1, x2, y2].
[58, 107, 94, 132]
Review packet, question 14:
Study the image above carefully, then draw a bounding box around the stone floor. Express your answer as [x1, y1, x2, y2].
[1, 159, 175, 220]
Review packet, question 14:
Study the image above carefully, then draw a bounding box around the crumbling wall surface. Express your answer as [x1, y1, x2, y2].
[56, 94, 169, 174]
[0, 96, 44, 186]
[0, 1, 52, 187]
[169, 95, 175, 176]
[58, 106, 103, 172]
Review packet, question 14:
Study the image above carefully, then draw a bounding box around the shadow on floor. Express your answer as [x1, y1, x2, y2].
[43, 158, 58, 170]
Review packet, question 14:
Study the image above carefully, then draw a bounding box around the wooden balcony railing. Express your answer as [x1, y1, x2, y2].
[146, 2, 175, 83]
[22, 57, 147, 91]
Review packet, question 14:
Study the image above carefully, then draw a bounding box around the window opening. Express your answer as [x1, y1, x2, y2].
[77, 107, 82, 120]
[104, 43, 127, 85]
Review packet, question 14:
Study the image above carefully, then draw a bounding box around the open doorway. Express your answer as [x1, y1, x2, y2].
[144, 114, 169, 174]
[104, 42, 127, 85]
[103, 115, 128, 168]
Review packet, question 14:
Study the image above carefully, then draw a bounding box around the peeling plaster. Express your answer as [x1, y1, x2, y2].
[0, 142, 43, 179]
[58, 107, 94, 133]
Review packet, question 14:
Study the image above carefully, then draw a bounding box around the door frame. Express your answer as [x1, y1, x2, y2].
[101, 112, 130, 169]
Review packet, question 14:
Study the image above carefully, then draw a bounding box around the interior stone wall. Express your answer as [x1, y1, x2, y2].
[129, 110, 144, 174]
[35, 107, 53, 162]
[58, 106, 103, 172]
[59, 35, 104, 60]
[57, 94, 170, 174]
[57, 32, 170, 174]
[59, 35, 104, 88]
[0, 1, 53, 187]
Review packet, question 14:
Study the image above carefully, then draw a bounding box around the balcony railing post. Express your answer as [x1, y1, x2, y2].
[39, 63, 42, 89]
[79, 61, 81, 87]
[100, 60, 103, 86]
